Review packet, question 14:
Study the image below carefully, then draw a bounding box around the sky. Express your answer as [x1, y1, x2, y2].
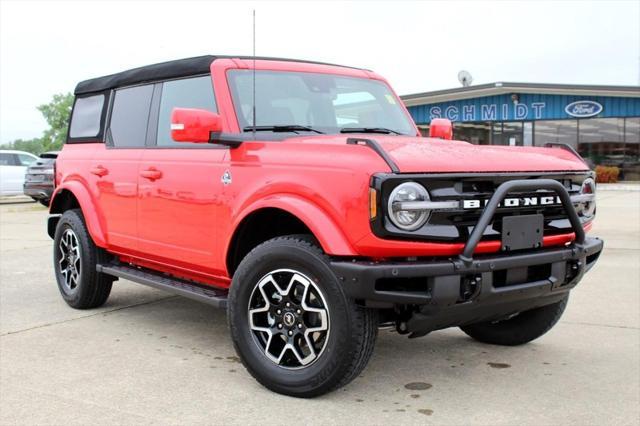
[0, 0, 638, 144]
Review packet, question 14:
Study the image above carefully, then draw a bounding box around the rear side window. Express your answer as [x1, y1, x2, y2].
[0, 153, 15, 166]
[109, 85, 154, 148]
[156, 76, 217, 147]
[69, 95, 105, 138]
[17, 154, 36, 166]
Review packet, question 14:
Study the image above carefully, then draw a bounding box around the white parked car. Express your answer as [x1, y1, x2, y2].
[0, 150, 39, 196]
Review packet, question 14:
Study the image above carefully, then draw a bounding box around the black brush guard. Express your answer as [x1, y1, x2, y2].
[330, 179, 603, 336]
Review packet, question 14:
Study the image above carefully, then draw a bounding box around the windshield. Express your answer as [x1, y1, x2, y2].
[227, 70, 416, 135]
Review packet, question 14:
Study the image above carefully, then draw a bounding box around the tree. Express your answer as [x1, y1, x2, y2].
[4, 138, 44, 154]
[37, 93, 74, 152]
[0, 92, 73, 154]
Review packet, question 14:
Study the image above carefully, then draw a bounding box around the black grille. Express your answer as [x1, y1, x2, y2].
[371, 172, 592, 243]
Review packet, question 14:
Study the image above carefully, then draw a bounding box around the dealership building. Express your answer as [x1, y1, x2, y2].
[401, 82, 640, 180]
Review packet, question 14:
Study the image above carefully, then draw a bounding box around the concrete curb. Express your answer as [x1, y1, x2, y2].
[597, 183, 640, 191]
[0, 195, 34, 204]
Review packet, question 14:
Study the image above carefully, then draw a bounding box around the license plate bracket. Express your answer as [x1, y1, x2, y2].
[27, 175, 44, 182]
[502, 214, 544, 251]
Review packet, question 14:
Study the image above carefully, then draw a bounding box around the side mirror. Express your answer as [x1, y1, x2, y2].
[429, 118, 453, 140]
[171, 108, 223, 143]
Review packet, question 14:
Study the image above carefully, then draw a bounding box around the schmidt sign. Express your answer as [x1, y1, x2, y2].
[430, 102, 547, 122]
[427, 96, 605, 122]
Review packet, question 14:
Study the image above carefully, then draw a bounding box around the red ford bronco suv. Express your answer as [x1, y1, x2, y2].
[49, 56, 603, 397]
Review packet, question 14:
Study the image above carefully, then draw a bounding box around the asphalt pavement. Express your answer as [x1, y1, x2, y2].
[0, 191, 638, 425]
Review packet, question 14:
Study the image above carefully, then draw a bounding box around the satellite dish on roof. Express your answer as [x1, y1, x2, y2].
[458, 70, 473, 87]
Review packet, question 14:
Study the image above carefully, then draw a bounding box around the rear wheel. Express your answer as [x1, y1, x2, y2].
[228, 236, 378, 397]
[460, 296, 569, 346]
[53, 209, 114, 309]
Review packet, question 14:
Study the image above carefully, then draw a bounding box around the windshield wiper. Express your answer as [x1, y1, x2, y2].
[340, 127, 402, 135]
[243, 125, 324, 134]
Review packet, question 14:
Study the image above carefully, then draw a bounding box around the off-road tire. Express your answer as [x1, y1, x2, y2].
[53, 209, 114, 309]
[460, 296, 569, 346]
[228, 235, 378, 398]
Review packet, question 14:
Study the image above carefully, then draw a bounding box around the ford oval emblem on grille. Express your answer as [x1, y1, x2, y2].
[565, 100, 603, 118]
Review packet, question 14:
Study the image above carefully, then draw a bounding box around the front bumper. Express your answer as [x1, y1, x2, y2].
[332, 236, 602, 304]
[331, 237, 602, 335]
[331, 178, 604, 336]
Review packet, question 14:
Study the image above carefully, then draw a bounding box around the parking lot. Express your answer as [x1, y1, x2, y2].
[0, 190, 638, 425]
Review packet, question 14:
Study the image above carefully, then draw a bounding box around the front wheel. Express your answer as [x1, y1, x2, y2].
[53, 209, 114, 309]
[228, 236, 378, 398]
[460, 296, 569, 346]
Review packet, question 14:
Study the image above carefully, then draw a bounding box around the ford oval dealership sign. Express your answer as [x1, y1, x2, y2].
[565, 100, 603, 118]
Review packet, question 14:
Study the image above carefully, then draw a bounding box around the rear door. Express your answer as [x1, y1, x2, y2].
[91, 85, 154, 253]
[137, 75, 227, 277]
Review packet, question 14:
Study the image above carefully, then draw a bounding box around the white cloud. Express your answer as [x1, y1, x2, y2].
[1, 0, 638, 143]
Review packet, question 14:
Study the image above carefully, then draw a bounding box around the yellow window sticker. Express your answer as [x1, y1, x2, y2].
[385, 94, 396, 105]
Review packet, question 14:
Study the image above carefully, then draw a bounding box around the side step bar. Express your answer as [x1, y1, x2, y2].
[97, 264, 228, 309]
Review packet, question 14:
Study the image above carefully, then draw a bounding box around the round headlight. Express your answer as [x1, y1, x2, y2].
[579, 177, 596, 219]
[387, 182, 430, 231]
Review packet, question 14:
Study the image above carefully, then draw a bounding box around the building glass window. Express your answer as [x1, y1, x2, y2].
[534, 120, 578, 148]
[523, 122, 533, 146]
[623, 117, 640, 180]
[578, 118, 625, 174]
[492, 122, 505, 145]
[627, 118, 640, 144]
[452, 122, 491, 145]
[502, 121, 523, 146]
[427, 116, 640, 181]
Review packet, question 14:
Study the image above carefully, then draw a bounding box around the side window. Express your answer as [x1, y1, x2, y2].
[109, 85, 154, 148]
[0, 153, 15, 166]
[156, 76, 216, 146]
[17, 154, 36, 166]
[69, 94, 105, 138]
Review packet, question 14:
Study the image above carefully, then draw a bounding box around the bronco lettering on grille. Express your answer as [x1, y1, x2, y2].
[462, 195, 562, 209]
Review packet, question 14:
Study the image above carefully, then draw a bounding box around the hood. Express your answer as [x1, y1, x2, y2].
[289, 135, 589, 174]
[377, 136, 589, 173]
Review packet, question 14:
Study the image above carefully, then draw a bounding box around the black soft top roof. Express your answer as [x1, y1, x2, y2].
[75, 55, 216, 95]
[74, 55, 364, 95]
